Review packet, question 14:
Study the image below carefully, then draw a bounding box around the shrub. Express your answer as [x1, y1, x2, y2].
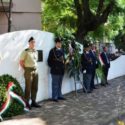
[0, 74, 24, 118]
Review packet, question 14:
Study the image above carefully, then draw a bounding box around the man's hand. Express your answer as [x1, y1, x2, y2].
[83, 70, 86, 74]
[19, 60, 25, 69]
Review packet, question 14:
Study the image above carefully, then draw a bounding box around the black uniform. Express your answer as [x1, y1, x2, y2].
[48, 47, 65, 100]
[81, 51, 93, 93]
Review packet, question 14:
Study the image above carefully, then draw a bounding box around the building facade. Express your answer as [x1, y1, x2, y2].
[0, 0, 41, 34]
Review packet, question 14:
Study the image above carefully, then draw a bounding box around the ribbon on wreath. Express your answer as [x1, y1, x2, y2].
[0, 82, 29, 121]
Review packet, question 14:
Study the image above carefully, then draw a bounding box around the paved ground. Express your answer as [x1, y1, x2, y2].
[1, 76, 125, 125]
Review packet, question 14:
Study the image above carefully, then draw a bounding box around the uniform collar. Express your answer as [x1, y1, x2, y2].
[28, 48, 36, 52]
[85, 50, 89, 54]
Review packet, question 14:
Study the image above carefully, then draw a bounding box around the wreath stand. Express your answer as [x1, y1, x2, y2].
[73, 74, 87, 96]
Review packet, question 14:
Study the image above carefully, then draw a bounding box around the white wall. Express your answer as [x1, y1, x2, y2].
[0, 30, 124, 102]
[108, 56, 125, 80]
[0, 30, 76, 102]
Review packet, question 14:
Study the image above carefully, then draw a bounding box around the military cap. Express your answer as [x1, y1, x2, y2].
[28, 37, 35, 42]
[55, 37, 62, 43]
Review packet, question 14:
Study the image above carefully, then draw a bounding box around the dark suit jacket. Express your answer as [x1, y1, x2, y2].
[81, 51, 93, 74]
[100, 51, 110, 68]
[89, 50, 98, 69]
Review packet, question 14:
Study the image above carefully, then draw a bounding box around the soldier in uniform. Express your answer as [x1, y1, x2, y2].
[20, 37, 41, 108]
[81, 42, 93, 93]
[48, 37, 66, 102]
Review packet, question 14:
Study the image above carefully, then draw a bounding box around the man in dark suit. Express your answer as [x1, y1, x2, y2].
[100, 46, 110, 86]
[89, 44, 98, 90]
[47, 37, 65, 102]
[81, 42, 93, 93]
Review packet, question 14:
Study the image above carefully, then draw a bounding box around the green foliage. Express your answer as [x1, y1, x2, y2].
[116, 0, 125, 9]
[0, 85, 6, 105]
[42, 0, 76, 36]
[86, 0, 125, 42]
[114, 29, 125, 51]
[0, 74, 24, 118]
[87, 9, 125, 41]
[96, 65, 105, 82]
[66, 50, 81, 80]
[62, 36, 81, 80]
[42, 0, 125, 43]
[89, 0, 112, 14]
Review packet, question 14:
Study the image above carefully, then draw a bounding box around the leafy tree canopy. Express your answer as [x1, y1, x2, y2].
[42, 0, 125, 44]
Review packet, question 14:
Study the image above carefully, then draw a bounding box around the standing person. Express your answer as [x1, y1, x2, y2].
[48, 37, 65, 102]
[100, 46, 110, 86]
[89, 44, 98, 90]
[81, 42, 93, 93]
[20, 37, 41, 108]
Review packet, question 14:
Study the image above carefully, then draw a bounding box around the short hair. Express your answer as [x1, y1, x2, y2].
[89, 43, 94, 47]
[28, 37, 34, 42]
[103, 46, 106, 50]
[55, 37, 62, 43]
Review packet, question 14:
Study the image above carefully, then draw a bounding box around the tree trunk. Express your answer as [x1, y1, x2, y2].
[74, 0, 115, 44]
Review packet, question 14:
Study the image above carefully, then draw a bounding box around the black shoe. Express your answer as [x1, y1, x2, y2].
[106, 82, 110, 85]
[58, 97, 66, 100]
[101, 84, 106, 87]
[31, 102, 41, 108]
[90, 88, 93, 91]
[26, 102, 31, 110]
[87, 90, 92, 93]
[52, 99, 58, 102]
[93, 87, 98, 89]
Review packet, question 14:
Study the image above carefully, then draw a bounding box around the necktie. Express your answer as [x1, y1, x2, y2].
[105, 52, 109, 64]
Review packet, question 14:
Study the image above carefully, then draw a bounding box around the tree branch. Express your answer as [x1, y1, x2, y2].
[96, 0, 105, 16]
[99, 0, 114, 24]
[74, 0, 82, 20]
[82, 0, 91, 16]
